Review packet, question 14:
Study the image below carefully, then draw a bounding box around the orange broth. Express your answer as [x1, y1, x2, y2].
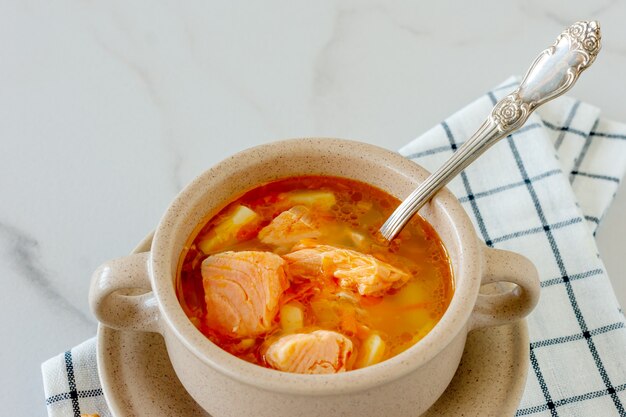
[177, 176, 453, 371]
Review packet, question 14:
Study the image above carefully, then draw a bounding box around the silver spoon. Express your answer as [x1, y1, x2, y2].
[379, 21, 601, 242]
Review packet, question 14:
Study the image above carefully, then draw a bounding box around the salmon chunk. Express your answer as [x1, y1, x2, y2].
[201, 251, 289, 337]
[258, 206, 321, 247]
[284, 244, 410, 296]
[265, 330, 353, 374]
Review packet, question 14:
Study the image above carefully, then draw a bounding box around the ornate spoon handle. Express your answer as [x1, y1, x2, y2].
[379, 21, 601, 242]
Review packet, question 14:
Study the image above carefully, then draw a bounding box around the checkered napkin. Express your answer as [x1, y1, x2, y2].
[401, 78, 626, 416]
[42, 78, 626, 417]
[42, 338, 110, 417]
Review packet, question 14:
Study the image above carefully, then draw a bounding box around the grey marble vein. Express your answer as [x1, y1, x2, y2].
[94, 37, 186, 192]
[310, 7, 356, 101]
[0, 221, 94, 325]
[376, 6, 428, 39]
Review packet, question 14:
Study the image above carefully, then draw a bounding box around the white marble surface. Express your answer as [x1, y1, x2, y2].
[1, 1, 625, 415]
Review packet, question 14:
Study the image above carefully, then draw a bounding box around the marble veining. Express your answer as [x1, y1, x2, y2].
[0, 221, 94, 325]
[95, 38, 186, 193]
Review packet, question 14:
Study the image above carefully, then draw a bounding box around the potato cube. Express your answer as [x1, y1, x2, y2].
[283, 191, 336, 210]
[280, 303, 304, 331]
[198, 205, 259, 254]
[355, 333, 386, 368]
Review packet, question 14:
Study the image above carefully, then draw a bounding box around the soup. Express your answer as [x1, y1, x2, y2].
[177, 176, 453, 373]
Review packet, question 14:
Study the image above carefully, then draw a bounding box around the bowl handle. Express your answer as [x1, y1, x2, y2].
[89, 252, 161, 333]
[469, 246, 540, 331]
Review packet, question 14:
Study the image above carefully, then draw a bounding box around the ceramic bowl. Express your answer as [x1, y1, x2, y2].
[90, 138, 540, 417]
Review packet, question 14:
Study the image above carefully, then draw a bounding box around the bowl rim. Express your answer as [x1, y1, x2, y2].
[150, 138, 482, 395]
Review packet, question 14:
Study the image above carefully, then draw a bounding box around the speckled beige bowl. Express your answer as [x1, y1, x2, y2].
[90, 138, 540, 417]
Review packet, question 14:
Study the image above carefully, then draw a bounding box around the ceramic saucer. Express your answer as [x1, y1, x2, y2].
[97, 235, 529, 417]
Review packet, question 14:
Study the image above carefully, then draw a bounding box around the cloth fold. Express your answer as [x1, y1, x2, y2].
[43, 78, 626, 417]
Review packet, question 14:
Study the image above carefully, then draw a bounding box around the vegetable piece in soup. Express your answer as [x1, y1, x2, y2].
[177, 175, 454, 373]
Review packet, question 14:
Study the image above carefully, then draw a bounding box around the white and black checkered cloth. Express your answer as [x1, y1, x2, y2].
[42, 78, 626, 417]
